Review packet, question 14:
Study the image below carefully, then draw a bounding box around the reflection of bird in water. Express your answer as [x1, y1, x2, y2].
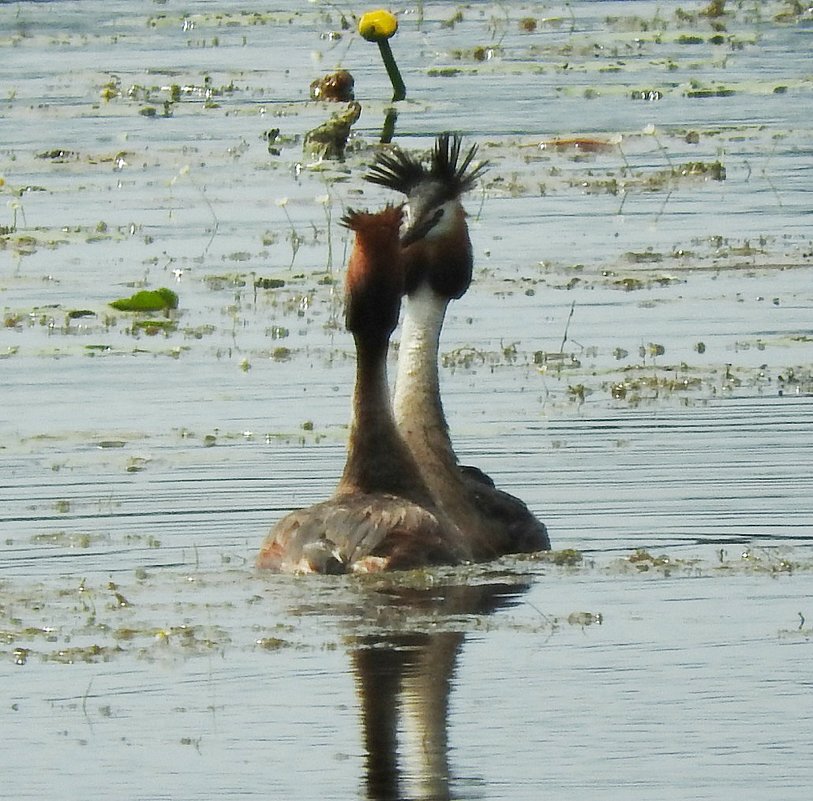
[366, 134, 551, 559]
[351, 580, 531, 800]
[355, 631, 459, 801]
[256, 206, 470, 574]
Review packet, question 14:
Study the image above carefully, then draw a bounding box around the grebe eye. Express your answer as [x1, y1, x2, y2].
[401, 205, 447, 246]
[426, 207, 444, 230]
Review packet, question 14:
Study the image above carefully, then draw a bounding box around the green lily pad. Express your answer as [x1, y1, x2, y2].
[109, 287, 179, 312]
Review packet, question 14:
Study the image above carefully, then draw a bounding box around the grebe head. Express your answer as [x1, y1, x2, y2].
[365, 133, 488, 299]
[341, 205, 405, 339]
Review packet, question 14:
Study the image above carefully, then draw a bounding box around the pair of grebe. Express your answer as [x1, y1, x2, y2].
[256, 134, 550, 573]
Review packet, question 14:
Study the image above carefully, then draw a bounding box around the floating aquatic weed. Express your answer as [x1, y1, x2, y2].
[628, 549, 671, 569]
[686, 83, 736, 98]
[45, 643, 124, 664]
[255, 277, 286, 290]
[441, 346, 487, 369]
[625, 249, 664, 264]
[108, 587, 131, 608]
[536, 548, 584, 567]
[99, 76, 121, 100]
[265, 325, 289, 339]
[225, 250, 253, 262]
[611, 382, 628, 399]
[567, 611, 603, 626]
[535, 351, 582, 373]
[567, 383, 589, 402]
[309, 69, 355, 102]
[738, 547, 796, 575]
[125, 456, 150, 473]
[261, 128, 283, 157]
[3, 312, 24, 329]
[204, 273, 248, 291]
[778, 624, 811, 642]
[147, 624, 231, 656]
[109, 287, 178, 313]
[303, 101, 361, 160]
[606, 365, 705, 404]
[182, 323, 216, 340]
[614, 277, 645, 291]
[3, 233, 38, 255]
[132, 319, 177, 335]
[427, 67, 463, 78]
[35, 148, 79, 162]
[678, 160, 726, 180]
[67, 309, 96, 320]
[255, 636, 294, 651]
[31, 531, 98, 549]
[676, 34, 706, 44]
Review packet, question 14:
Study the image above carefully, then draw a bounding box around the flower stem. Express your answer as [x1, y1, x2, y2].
[378, 40, 405, 102]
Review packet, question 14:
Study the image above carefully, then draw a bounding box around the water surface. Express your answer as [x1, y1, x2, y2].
[2, 2, 812, 799]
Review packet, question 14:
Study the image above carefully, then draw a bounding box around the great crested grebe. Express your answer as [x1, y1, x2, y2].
[365, 134, 551, 558]
[256, 206, 471, 574]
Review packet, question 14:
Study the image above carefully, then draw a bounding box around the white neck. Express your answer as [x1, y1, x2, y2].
[394, 284, 487, 537]
[394, 283, 448, 431]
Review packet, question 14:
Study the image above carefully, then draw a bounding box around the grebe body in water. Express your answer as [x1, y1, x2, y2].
[256, 206, 470, 574]
[366, 135, 550, 558]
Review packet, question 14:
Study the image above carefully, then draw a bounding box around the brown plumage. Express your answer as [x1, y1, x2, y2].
[256, 206, 470, 574]
[365, 134, 551, 559]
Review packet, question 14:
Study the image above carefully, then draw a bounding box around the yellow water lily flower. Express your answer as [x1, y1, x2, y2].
[359, 9, 398, 42]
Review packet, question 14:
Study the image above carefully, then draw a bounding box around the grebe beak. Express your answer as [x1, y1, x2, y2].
[400, 206, 444, 247]
[399, 181, 448, 247]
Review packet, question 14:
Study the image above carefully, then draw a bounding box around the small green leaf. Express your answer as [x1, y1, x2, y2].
[109, 287, 178, 312]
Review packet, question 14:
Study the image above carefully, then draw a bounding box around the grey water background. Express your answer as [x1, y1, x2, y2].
[2, 1, 812, 799]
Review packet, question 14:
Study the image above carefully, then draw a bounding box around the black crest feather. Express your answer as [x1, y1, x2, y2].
[365, 133, 488, 200]
[429, 133, 489, 195]
[364, 147, 427, 195]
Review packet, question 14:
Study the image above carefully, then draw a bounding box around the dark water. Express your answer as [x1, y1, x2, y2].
[2, 2, 812, 798]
